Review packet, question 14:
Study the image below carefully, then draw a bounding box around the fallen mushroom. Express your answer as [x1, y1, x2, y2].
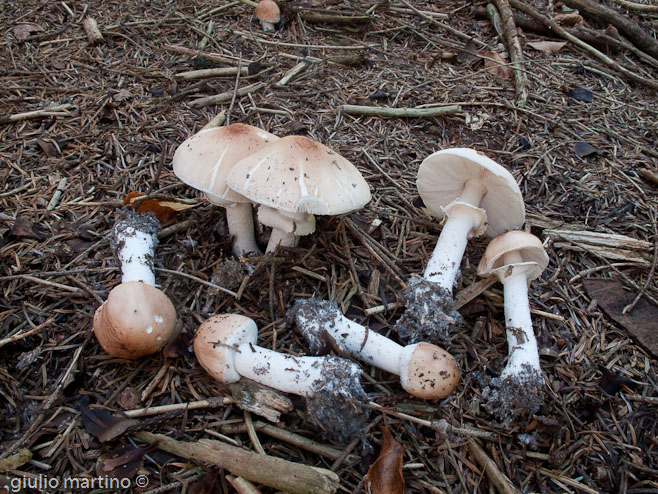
[254, 0, 280, 31]
[291, 299, 460, 400]
[194, 313, 369, 441]
[396, 148, 525, 344]
[477, 230, 549, 423]
[93, 212, 177, 359]
[172, 123, 280, 256]
[226, 135, 371, 252]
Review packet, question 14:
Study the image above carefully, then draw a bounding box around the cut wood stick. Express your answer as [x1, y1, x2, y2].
[163, 44, 251, 64]
[607, 0, 658, 12]
[0, 103, 75, 124]
[82, 17, 104, 45]
[299, 12, 371, 24]
[276, 61, 312, 87]
[338, 104, 461, 118]
[175, 67, 249, 80]
[134, 432, 339, 494]
[639, 168, 658, 186]
[0, 318, 53, 349]
[508, 0, 658, 91]
[468, 440, 522, 494]
[123, 397, 232, 418]
[201, 110, 227, 130]
[492, 0, 528, 107]
[227, 475, 262, 494]
[454, 275, 499, 310]
[562, 0, 658, 58]
[190, 82, 265, 108]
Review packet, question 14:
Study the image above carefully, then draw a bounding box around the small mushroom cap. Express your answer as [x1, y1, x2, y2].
[172, 123, 279, 206]
[477, 230, 549, 281]
[399, 342, 460, 399]
[417, 148, 525, 237]
[226, 135, 371, 215]
[254, 0, 281, 23]
[193, 314, 258, 383]
[93, 281, 176, 359]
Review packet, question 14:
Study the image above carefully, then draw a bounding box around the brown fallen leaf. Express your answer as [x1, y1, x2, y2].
[36, 138, 61, 157]
[12, 24, 43, 41]
[527, 40, 568, 54]
[0, 448, 32, 473]
[553, 13, 583, 26]
[365, 426, 405, 494]
[583, 278, 658, 359]
[123, 191, 194, 223]
[10, 216, 47, 240]
[482, 51, 513, 79]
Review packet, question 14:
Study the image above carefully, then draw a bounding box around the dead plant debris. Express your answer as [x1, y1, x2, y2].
[1, 0, 657, 493]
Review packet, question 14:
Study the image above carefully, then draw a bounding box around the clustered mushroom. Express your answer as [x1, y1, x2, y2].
[93, 211, 177, 359]
[194, 313, 369, 441]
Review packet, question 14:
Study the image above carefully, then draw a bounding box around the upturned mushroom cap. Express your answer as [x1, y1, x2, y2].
[193, 314, 258, 383]
[226, 135, 371, 215]
[172, 123, 279, 206]
[254, 0, 281, 24]
[93, 281, 176, 359]
[399, 342, 460, 399]
[477, 230, 549, 281]
[417, 148, 525, 237]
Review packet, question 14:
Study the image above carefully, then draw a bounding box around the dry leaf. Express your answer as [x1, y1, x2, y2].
[527, 40, 567, 54]
[36, 138, 61, 157]
[365, 426, 405, 494]
[12, 24, 43, 40]
[553, 13, 583, 26]
[123, 191, 194, 223]
[0, 449, 32, 473]
[573, 141, 599, 157]
[483, 52, 513, 79]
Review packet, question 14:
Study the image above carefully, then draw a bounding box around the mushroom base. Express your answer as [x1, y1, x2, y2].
[396, 278, 462, 344]
[479, 365, 544, 427]
[305, 356, 369, 443]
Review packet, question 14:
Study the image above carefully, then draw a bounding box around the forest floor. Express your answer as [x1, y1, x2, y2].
[1, 0, 657, 493]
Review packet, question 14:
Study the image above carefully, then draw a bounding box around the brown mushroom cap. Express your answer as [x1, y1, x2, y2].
[477, 230, 548, 281]
[93, 281, 176, 359]
[399, 342, 460, 399]
[226, 135, 371, 215]
[193, 314, 258, 383]
[254, 0, 281, 24]
[172, 123, 279, 206]
[417, 148, 525, 237]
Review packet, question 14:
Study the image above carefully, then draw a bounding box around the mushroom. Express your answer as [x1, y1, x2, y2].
[291, 299, 460, 400]
[396, 148, 525, 344]
[476, 230, 549, 422]
[93, 212, 177, 359]
[194, 313, 369, 441]
[172, 123, 280, 256]
[226, 135, 371, 252]
[254, 0, 280, 31]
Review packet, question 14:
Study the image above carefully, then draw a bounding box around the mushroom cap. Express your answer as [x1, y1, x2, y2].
[417, 148, 525, 237]
[226, 135, 371, 215]
[254, 0, 281, 23]
[399, 342, 460, 399]
[193, 314, 258, 383]
[93, 281, 177, 359]
[172, 123, 279, 206]
[477, 230, 549, 281]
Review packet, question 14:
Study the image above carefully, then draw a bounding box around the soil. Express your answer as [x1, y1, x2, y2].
[1, 1, 657, 493]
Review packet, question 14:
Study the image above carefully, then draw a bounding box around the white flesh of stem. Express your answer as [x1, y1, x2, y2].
[225, 202, 261, 256]
[326, 313, 403, 376]
[116, 227, 156, 286]
[233, 343, 324, 396]
[266, 228, 297, 252]
[501, 251, 540, 377]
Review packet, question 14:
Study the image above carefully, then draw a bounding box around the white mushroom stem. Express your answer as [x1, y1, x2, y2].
[258, 206, 316, 252]
[498, 251, 541, 377]
[233, 343, 328, 397]
[224, 202, 261, 256]
[311, 311, 405, 376]
[423, 178, 488, 292]
[114, 219, 158, 286]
